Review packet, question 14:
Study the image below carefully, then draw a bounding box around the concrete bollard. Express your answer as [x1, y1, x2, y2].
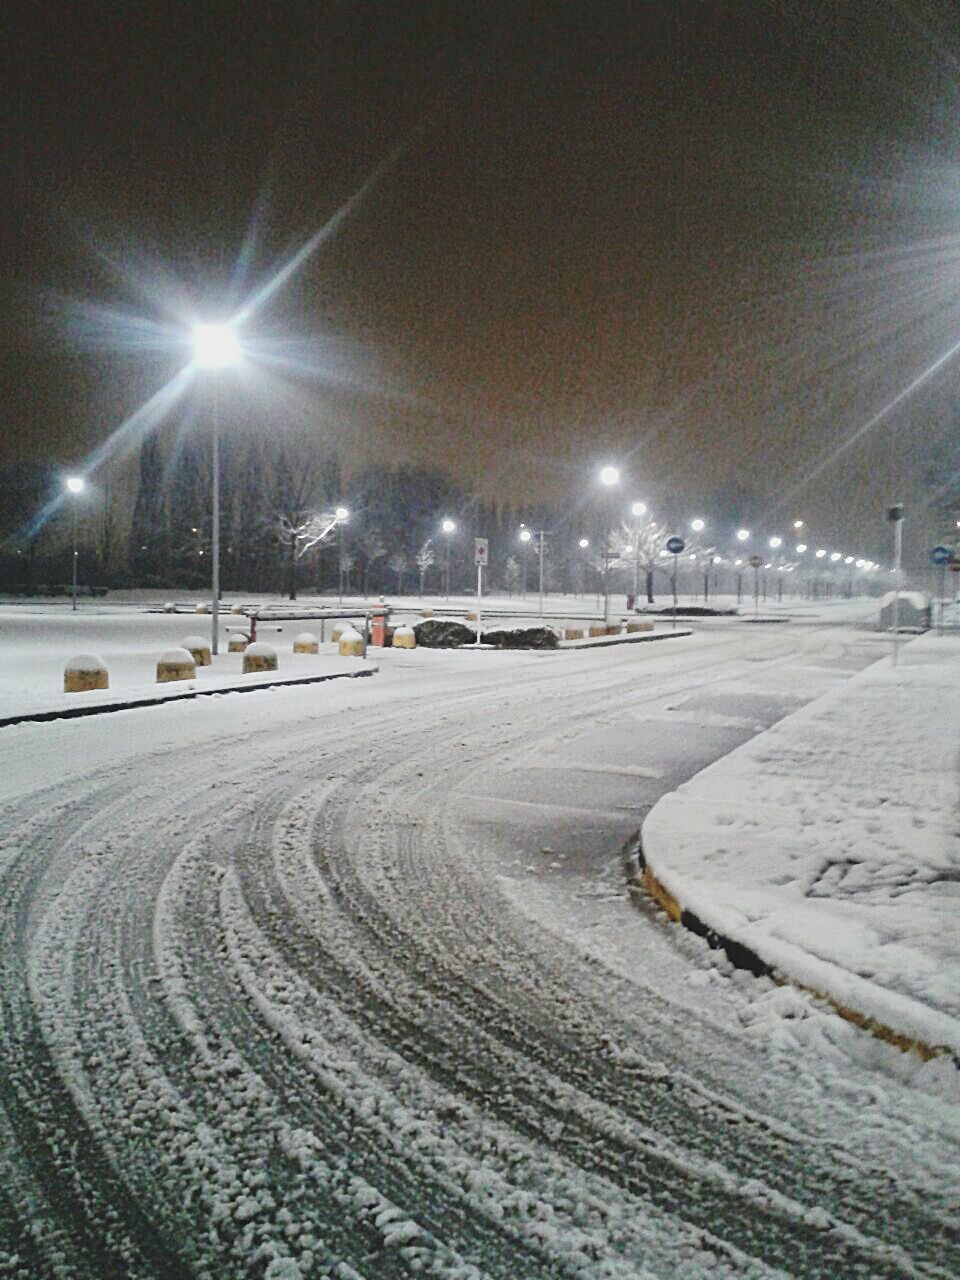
[563, 627, 583, 640]
[293, 631, 319, 654]
[194, 601, 210, 614]
[162, 602, 177, 613]
[243, 642, 278, 674]
[157, 647, 196, 683]
[606, 624, 622, 636]
[626, 620, 654, 633]
[330, 624, 345, 643]
[338, 626, 364, 657]
[588, 625, 607, 637]
[228, 634, 248, 652]
[392, 625, 416, 649]
[420, 609, 433, 618]
[64, 654, 108, 693]
[180, 634, 211, 666]
[230, 603, 246, 614]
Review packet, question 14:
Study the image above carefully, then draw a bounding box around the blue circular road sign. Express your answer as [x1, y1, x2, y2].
[666, 536, 685, 555]
[930, 546, 951, 566]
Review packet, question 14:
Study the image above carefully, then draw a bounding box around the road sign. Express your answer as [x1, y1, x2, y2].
[666, 536, 685, 555]
[749, 554, 763, 568]
[930, 546, 951, 566]
[474, 537, 489, 566]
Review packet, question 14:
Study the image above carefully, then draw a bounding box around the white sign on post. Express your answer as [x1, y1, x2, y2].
[474, 538, 487, 646]
[474, 537, 489, 565]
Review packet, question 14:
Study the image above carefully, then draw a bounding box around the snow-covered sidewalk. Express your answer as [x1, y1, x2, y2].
[641, 631, 960, 1059]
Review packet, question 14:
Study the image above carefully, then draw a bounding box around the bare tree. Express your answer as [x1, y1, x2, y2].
[416, 538, 435, 596]
[610, 519, 669, 604]
[358, 529, 386, 597]
[387, 550, 407, 594]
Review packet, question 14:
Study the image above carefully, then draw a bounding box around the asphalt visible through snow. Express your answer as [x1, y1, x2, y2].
[0, 620, 956, 1278]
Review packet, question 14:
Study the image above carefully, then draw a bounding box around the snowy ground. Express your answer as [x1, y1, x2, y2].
[0, 600, 956, 1277]
[642, 631, 960, 1057]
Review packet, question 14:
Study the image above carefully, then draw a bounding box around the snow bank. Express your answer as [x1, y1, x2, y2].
[642, 633, 960, 1058]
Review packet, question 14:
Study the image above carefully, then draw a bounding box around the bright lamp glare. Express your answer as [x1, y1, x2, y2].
[441, 518, 456, 534]
[830, 552, 842, 562]
[796, 543, 807, 553]
[519, 529, 532, 542]
[192, 323, 240, 369]
[769, 536, 782, 549]
[66, 476, 84, 494]
[631, 501, 647, 517]
[335, 506, 349, 521]
[599, 465, 620, 486]
[690, 518, 705, 532]
[815, 548, 827, 558]
[579, 537, 590, 548]
[736, 528, 750, 541]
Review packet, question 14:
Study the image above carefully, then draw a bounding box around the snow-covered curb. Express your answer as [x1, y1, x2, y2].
[0, 663, 376, 729]
[641, 633, 960, 1061]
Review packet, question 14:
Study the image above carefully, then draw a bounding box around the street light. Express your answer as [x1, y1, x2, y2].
[335, 506, 349, 603]
[769, 536, 782, 549]
[520, 525, 550, 614]
[691, 517, 705, 532]
[793, 519, 805, 530]
[597, 466, 620, 623]
[65, 476, 84, 611]
[192, 321, 241, 654]
[796, 543, 807, 554]
[736, 528, 750, 542]
[440, 517, 456, 598]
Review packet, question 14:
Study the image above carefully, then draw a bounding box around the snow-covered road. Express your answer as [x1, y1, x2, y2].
[1, 621, 956, 1278]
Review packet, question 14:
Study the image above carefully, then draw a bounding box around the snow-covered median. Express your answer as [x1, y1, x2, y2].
[641, 631, 960, 1059]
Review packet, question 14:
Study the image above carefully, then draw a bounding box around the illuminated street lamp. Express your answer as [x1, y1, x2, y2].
[597, 465, 620, 623]
[440, 517, 456, 598]
[65, 475, 84, 611]
[815, 548, 827, 559]
[792, 520, 805, 530]
[335, 506, 350, 604]
[520, 524, 549, 614]
[796, 543, 807, 554]
[192, 321, 241, 654]
[736, 528, 750, 542]
[769, 536, 782, 549]
[830, 551, 842, 562]
[690, 517, 705, 532]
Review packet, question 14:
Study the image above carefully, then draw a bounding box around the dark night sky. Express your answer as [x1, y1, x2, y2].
[2, 0, 960, 565]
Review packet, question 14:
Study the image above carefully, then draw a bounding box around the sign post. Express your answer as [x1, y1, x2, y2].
[474, 537, 488, 646]
[665, 536, 685, 630]
[749, 554, 763, 620]
[950, 556, 960, 633]
[930, 546, 951, 636]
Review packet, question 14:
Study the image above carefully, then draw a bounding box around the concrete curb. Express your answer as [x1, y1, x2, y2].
[628, 837, 955, 1066]
[0, 665, 378, 730]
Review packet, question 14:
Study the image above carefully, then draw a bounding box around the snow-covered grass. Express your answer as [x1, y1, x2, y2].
[642, 631, 960, 1059]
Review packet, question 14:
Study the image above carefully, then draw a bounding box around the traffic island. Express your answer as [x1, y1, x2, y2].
[636, 633, 960, 1066]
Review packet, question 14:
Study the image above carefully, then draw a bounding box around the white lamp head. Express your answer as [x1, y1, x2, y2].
[441, 518, 456, 534]
[65, 476, 84, 494]
[736, 528, 750, 542]
[630, 500, 647, 517]
[192, 322, 240, 370]
[335, 506, 349, 522]
[599, 465, 620, 487]
[690, 518, 705, 532]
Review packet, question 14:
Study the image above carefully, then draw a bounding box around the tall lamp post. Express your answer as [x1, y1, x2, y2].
[440, 518, 456, 598]
[192, 322, 240, 655]
[629, 501, 646, 604]
[335, 506, 350, 603]
[598, 465, 620, 624]
[65, 475, 84, 611]
[520, 526, 549, 616]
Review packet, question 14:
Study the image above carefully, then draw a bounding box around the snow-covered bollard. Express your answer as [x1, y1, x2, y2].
[228, 634, 248, 652]
[293, 631, 319, 654]
[563, 627, 583, 640]
[194, 602, 209, 614]
[180, 634, 211, 666]
[156, 647, 196, 683]
[64, 654, 108, 693]
[230, 602, 246, 614]
[588, 625, 606, 638]
[330, 624, 345, 643]
[162, 601, 177, 613]
[626, 620, 654, 634]
[392, 624, 416, 649]
[243, 641, 278, 674]
[338, 626, 364, 657]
